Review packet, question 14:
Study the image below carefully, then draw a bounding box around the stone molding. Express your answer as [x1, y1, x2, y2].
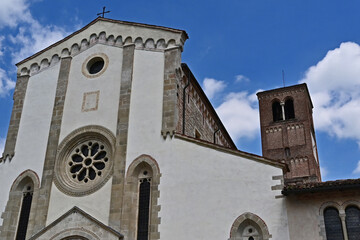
[0, 169, 40, 240]
[29, 207, 123, 240]
[229, 212, 272, 240]
[17, 18, 188, 77]
[81, 53, 109, 79]
[108, 43, 135, 230]
[33, 56, 72, 233]
[54, 125, 116, 196]
[121, 154, 161, 240]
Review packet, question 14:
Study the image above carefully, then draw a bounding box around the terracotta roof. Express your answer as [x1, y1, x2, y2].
[282, 178, 360, 195]
[16, 17, 188, 66]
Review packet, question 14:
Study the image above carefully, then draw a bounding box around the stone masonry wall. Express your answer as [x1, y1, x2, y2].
[176, 64, 235, 149]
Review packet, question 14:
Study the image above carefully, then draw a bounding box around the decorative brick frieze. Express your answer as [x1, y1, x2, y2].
[0, 74, 29, 163]
[32, 57, 72, 233]
[175, 64, 236, 149]
[108, 43, 135, 231]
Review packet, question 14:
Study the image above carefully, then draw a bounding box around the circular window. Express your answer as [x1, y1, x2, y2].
[54, 126, 115, 196]
[82, 53, 109, 78]
[87, 57, 104, 74]
[68, 141, 108, 183]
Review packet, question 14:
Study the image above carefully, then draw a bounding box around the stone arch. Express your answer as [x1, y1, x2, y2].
[319, 201, 341, 215]
[0, 170, 40, 240]
[121, 154, 161, 240]
[341, 200, 360, 211]
[49, 228, 99, 240]
[229, 212, 272, 240]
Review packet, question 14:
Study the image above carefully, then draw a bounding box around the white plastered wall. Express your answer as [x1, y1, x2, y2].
[125, 49, 290, 239]
[0, 64, 59, 225]
[47, 44, 122, 226]
[59, 44, 122, 141]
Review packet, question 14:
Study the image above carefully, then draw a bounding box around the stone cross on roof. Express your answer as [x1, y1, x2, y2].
[97, 6, 110, 18]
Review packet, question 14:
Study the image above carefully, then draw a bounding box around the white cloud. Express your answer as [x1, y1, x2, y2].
[0, 0, 32, 28]
[235, 74, 250, 83]
[0, 68, 15, 97]
[300, 42, 360, 143]
[320, 167, 329, 178]
[353, 160, 360, 174]
[203, 78, 226, 99]
[0, 36, 4, 56]
[216, 91, 260, 142]
[10, 21, 68, 63]
[0, 138, 5, 156]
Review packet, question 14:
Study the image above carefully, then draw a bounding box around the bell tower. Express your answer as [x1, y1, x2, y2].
[257, 83, 321, 184]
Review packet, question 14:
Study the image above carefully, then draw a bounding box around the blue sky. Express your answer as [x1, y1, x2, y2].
[1, 0, 360, 181]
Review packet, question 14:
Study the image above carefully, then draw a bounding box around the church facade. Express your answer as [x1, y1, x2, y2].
[0, 17, 359, 240]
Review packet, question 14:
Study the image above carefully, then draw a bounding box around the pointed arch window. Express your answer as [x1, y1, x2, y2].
[284, 99, 295, 120]
[345, 206, 360, 240]
[272, 101, 282, 122]
[137, 177, 151, 240]
[15, 185, 33, 240]
[324, 207, 344, 240]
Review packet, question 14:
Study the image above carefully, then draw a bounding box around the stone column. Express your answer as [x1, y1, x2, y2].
[161, 47, 182, 138]
[0, 74, 29, 162]
[280, 101, 285, 120]
[339, 212, 348, 240]
[33, 56, 72, 232]
[108, 44, 135, 231]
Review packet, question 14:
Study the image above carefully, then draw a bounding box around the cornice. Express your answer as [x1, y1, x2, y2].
[17, 17, 188, 76]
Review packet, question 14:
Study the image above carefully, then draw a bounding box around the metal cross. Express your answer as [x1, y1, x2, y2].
[97, 6, 110, 18]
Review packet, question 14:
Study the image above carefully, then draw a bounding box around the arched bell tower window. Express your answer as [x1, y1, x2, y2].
[272, 100, 282, 122]
[324, 207, 344, 240]
[345, 206, 360, 239]
[284, 98, 295, 120]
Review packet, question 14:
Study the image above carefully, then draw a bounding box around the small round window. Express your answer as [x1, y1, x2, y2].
[82, 53, 109, 78]
[87, 57, 104, 74]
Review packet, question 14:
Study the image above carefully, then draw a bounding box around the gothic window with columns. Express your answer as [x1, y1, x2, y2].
[137, 170, 152, 240]
[15, 184, 33, 240]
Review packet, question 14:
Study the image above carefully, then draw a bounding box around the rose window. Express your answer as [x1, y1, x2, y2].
[54, 127, 115, 196]
[69, 141, 108, 183]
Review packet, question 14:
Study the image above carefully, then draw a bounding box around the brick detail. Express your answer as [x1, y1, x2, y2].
[108, 44, 135, 230]
[257, 84, 321, 183]
[0, 75, 29, 162]
[32, 57, 72, 232]
[176, 64, 235, 149]
[161, 47, 182, 138]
